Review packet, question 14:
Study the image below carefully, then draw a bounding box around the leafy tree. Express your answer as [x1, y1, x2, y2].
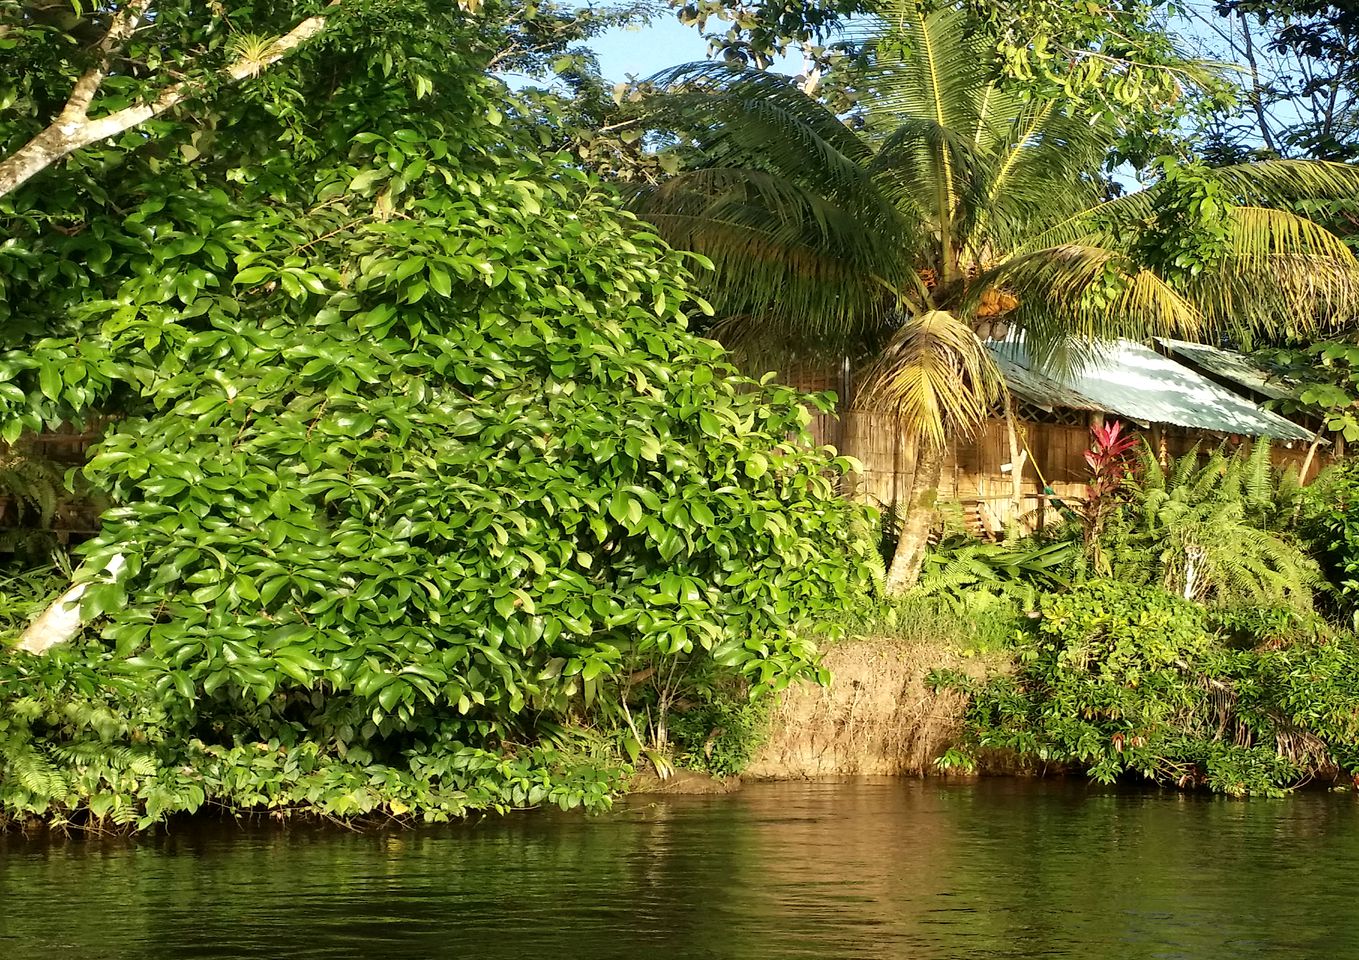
[1255, 339, 1359, 444]
[0, 0, 878, 826]
[1199, 1, 1359, 161]
[1300, 458, 1359, 624]
[0, 0, 674, 199]
[634, 2, 1359, 591]
[0, 0, 364, 199]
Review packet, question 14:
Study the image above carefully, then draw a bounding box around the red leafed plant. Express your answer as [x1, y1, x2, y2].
[1083, 420, 1141, 567]
[1085, 419, 1140, 501]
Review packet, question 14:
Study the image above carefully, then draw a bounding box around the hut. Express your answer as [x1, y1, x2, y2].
[793, 338, 1317, 537]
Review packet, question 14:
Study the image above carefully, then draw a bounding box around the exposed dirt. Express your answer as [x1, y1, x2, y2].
[745, 635, 1003, 779]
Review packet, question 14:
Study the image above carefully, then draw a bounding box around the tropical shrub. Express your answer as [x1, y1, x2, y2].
[1206, 603, 1332, 649]
[1080, 419, 1140, 571]
[0, 3, 878, 830]
[919, 535, 1076, 608]
[0, 637, 630, 828]
[667, 679, 774, 778]
[938, 580, 1359, 796]
[1102, 442, 1317, 607]
[1301, 458, 1359, 623]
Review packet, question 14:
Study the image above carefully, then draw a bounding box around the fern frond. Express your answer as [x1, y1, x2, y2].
[1243, 440, 1273, 510]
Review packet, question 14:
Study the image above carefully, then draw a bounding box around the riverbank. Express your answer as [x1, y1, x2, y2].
[747, 634, 1001, 778]
[631, 634, 1009, 796]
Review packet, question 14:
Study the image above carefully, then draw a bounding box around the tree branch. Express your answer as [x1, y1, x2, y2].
[0, 1, 342, 200]
[1239, 12, 1280, 155]
[15, 553, 125, 655]
[63, 0, 157, 122]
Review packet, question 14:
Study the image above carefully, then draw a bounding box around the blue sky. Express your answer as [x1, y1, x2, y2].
[589, 18, 712, 81]
[588, 17, 803, 81]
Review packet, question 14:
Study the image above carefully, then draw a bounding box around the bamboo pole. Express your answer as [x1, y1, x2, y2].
[1002, 391, 1027, 533]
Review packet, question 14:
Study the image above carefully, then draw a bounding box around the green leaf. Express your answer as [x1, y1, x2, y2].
[38, 364, 60, 401]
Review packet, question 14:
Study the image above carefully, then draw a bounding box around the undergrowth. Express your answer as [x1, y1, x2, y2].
[934, 581, 1359, 796]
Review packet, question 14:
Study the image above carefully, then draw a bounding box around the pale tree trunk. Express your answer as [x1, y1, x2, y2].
[884, 441, 944, 595]
[16, 554, 125, 654]
[0, 1, 343, 200]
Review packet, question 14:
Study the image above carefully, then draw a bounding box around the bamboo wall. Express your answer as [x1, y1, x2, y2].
[0, 417, 115, 545]
[785, 365, 1325, 536]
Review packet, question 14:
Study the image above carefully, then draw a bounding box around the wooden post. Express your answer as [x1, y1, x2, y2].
[1002, 392, 1027, 534]
[837, 357, 863, 500]
[1300, 428, 1326, 486]
[837, 356, 850, 456]
[1149, 422, 1167, 466]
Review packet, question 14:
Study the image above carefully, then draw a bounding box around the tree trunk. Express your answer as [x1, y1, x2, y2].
[15, 554, 125, 654]
[0, 1, 340, 201]
[1299, 428, 1326, 485]
[884, 441, 944, 595]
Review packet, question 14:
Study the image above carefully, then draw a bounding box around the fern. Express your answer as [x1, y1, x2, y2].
[0, 446, 64, 527]
[1243, 438, 1273, 508]
[9, 746, 68, 798]
[1111, 442, 1319, 608]
[1168, 442, 1201, 490]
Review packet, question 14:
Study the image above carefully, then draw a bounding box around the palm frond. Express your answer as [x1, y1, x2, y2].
[969, 104, 1114, 253]
[854, 6, 995, 261]
[1206, 159, 1359, 206]
[632, 167, 906, 358]
[856, 309, 1000, 446]
[1181, 206, 1359, 336]
[969, 244, 1203, 367]
[648, 61, 873, 168]
[868, 117, 987, 228]
[856, 5, 994, 139]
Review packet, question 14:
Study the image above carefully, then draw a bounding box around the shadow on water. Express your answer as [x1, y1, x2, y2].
[1, 778, 1356, 959]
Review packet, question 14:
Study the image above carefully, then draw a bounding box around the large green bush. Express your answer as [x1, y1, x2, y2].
[0, 3, 876, 829]
[939, 580, 1359, 795]
[1301, 458, 1359, 622]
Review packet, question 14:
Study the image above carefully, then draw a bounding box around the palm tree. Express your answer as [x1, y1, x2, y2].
[632, 3, 1359, 593]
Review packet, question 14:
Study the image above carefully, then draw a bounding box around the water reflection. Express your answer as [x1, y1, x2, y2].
[1, 778, 1355, 959]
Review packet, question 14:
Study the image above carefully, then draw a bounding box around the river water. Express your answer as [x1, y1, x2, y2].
[1, 778, 1354, 958]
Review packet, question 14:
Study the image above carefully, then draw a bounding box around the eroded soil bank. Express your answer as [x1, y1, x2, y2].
[745, 636, 1000, 779]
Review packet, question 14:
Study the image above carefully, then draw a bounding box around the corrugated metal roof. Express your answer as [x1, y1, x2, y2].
[987, 339, 1312, 441]
[1155, 338, 1296, 402]
[990, 353, 1113, 414]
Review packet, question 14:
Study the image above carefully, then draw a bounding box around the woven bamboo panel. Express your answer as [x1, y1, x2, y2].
[950, 419, 1090, 533]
